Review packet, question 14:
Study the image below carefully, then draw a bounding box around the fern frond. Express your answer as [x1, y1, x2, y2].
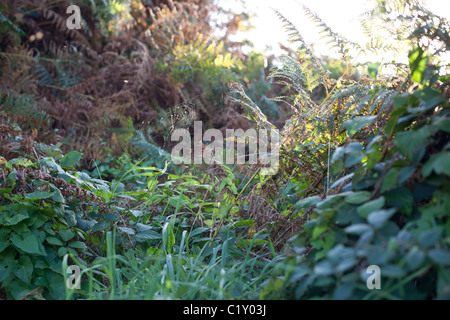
[227, 81, 276, 131]
[302, 5, 362, 62]
[273, 9, 329, 90]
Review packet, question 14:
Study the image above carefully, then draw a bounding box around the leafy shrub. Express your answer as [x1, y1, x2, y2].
[0, 151, 115, 299]
[274, 75, 449, 299]
[226, 1, 449, 300]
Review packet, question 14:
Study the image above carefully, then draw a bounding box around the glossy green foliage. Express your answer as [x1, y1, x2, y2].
[266, 47, 450, 300]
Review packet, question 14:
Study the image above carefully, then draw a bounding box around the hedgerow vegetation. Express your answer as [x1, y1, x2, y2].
[0, 0, 449, 300]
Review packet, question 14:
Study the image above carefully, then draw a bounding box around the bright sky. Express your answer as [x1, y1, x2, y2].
[222, 0, 450, 64]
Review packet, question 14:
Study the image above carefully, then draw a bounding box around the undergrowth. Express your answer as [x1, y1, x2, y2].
[0, 0, 449, 300]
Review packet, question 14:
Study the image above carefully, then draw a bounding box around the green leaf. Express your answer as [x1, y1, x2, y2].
[382, 265, 405, 278]
[422, 152, 450, 178]
[58, 247, 68, 257]
[381, 168, 399, 193]
[405, 247, 425, 270]
[60, 151, 82, 167]
[0, 229, 9, 253]
[385, 105, 406, 136]
[295, 196, 322, 209]
[237, 239, 269, 247]
[332, 282, 354, 300]
[412, 88, 447, 111]
[418, 228, 442, 249]
[163, 223, 175, 254]
[344, 223, 373, 235]
[432, 116, 450, 133]
[0, 248, 17, 282]
[366, 148, 382, 171]
[118, 227, 136, 235]
[2, 212, 29, 226]
[357, 197, 385, 218]
[51, 189, 65, 203]
[6, 158, 36, 170]
[14, 256, 33, 284]
[46, 237, 64, 246]
[335, 258, 357, 273]
[368, 62, 381, 79]
[409, 47, 428, 84]
[398, 166, 415, 185]
[7, 171, 17, 189]
[59, 229, 75, 242]
[384, 187, 413, 215]
[395, 126, 431, 161]
[437, 267, 450, 299]
[343, 115, 377, 137]
[314, 261, 334, 276]
[135, 223, 152, 232]
[367, 208, 397, 229]
[189, 227, 210, 237]
[91, 221, 109, 232]
[136, 229, 162, 241]
[10, 231, 44, 255]
[24, 191, 52, 200]
[233, 220, 254, 227]
[313, 223, 328, 239]
[40, 157, 65, 174]
[68, 241, 86, 249]
[428, 250, 450, 266]
[345, 191, 371, 205]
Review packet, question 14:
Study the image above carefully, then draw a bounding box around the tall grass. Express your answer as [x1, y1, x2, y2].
[63, 229, 277, 299]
